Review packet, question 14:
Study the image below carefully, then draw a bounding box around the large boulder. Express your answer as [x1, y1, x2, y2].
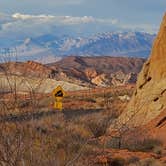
[111, 13, 166, 128]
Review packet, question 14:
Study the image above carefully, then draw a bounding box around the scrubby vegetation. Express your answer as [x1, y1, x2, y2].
[0, 84, 133, 165]
[0, 85, 165, 165]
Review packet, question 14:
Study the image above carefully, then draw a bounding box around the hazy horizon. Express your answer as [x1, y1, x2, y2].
[0, 0, 165, 60]
[0, 0, 166, 39]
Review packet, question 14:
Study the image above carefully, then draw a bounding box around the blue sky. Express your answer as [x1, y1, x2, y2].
[1, 0, 165, 23]
[0, 0, 165, 39]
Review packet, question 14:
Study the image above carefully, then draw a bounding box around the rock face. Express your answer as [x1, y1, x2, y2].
[145, 109, 166, 145]
[0, 56, 145, 87]
[91, 74, 109, 87]
[0, 61, 55, 78]
[114, 13, 166, 127]
[49, 56, 145, 87]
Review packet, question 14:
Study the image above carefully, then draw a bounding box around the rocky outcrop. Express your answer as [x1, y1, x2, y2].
[113, 13, 166, 127]
[84, 68, 98, 80]
[91, 74, 109, 87]
[0, 56, 145, 88]
[111, 71, 137, 86]
[145, 109, 166, 145]
[0, 73, 87, 93]
[49, 56, 145, 87]
[0, 61, 56, 79]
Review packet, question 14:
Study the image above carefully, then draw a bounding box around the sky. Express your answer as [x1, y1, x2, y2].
[0, 0, 166, 40]
[0, 0, 165, 23]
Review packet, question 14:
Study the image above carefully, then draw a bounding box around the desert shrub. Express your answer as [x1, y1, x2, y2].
[18, 100, 31, 108]
[141, 139, 162, 151]
[109, 157, 126, 166]
[66, 123, 92, 139]
[82, 97, 96, 103]
[105, 137, 122, 149]
[137, 139, 162, 152]
[36, 126, 48, 134]
[55, 125, 91, 164]
[127, 156, 140, 165]
[106, 135, 163, 154]
[139, 158, 163, 166]
[87, 117, 110, 138]
[153, 145, 163, 155]
[123, 138, 163, 152]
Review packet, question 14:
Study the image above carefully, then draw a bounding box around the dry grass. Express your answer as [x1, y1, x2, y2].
[0, 86, 136, 165]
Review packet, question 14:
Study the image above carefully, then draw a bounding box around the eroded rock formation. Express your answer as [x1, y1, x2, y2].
[113, 13, 166, 127]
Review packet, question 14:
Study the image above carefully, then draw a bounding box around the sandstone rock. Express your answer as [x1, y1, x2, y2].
[1, 56, 145, 88]
[0, 61, 55, 78]
[112, 13, 166, 128]
[118, 95, 130, 101]
[127, 73, 138, 84]
[84, 68, 98, 80]
[111, 71, 127, 86]
[49, 56, 145, 87]
[111, 71, 137, 86]
[91, 74, 110, 87]
[144, 109, 166, 145]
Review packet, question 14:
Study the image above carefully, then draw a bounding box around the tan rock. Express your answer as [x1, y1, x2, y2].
[111, 71, 127, 86]
[111, 13, 166, 128]
[84, 68, 98, 80]
[91, 74, 109, 87]
[111, 71, 137, 86]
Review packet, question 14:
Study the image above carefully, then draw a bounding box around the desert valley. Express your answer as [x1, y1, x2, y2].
[0, 1, 166, 166]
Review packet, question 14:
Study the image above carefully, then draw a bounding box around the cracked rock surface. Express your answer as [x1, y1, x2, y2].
[110, 13, 166, 128]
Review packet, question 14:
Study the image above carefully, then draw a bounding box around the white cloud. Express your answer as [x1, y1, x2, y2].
[0, 13, 157, 40]
[12, 13, 96, 24]
[62, 16, 95, 24]
[12, 13, 55, 20]
[11, 13, 119, 25]
[97, 18, 119, 25]
[120, 23, 158, 34]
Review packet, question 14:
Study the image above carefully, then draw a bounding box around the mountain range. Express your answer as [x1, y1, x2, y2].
[0, 32, 155, 63]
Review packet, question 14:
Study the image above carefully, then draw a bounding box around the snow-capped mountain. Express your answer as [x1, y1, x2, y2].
[57, 32, 155, 57]
[0, 31, 155, 62]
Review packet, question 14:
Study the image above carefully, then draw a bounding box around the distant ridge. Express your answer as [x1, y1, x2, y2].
[0, 32, 155, 62]
[0, 56, 145, 87]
